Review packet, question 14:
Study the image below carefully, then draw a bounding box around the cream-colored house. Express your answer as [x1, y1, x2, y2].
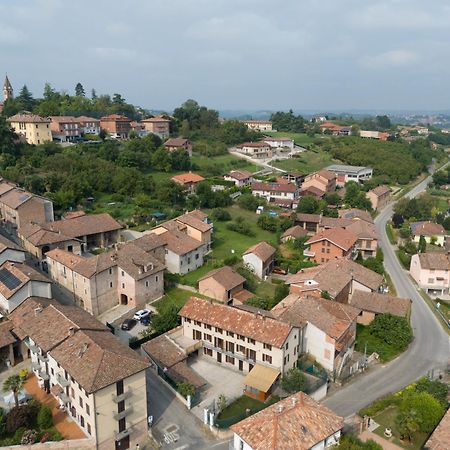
[7, 113, 52, 145]
[411, 221, 446, 246]
[9, 298, 150, 450]
[142, 116, 170, 139]
[198, 266, 246, 303]
[242, 120, 273, 131]
[46, 235, 165, 316]
[179, 297, 300, 401]
[242, 242, 276, 279]
[366, 185, 391, 210]
[0, 234, 26, 265]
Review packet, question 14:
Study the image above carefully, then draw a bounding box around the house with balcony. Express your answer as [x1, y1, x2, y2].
[164, 138, 192, 156]
[49, 116, 81, 142]
[77, 116, 100, 135]
[236, 141, 272, 159]
[302, 170, 336, 194]
[45, 234, 165, 316]
[231, 392, 343, 450]
[410, 253, 450, 296]
[224, 170, 254, 187]
[100, 114, 131, 139]
[178, 297, 300, 401]
[286, 258, 383, 304]
[0, 261, 52, 312]
[304, 228, 358, 264]
[272, 295, 360, 376]
[243, 242, 276, 279]
[9, 298, 150, 450]
[251, 182, 298, 208]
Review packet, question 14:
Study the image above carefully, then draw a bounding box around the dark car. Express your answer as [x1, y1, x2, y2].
[121, 318, 137, 331]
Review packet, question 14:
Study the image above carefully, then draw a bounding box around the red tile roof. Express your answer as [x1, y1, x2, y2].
[252, 182, 298, 193]
[171, 173, 205, 184]
[306, 228, 358, 252]
[350, 290, 411, 317]
[243, 241, 276, 262]
[231, 392, 343, 450]
[198, 266, 246, 290]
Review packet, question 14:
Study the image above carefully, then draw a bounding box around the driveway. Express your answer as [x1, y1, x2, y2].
[324, 169, 450, 417]
[146, 369, 229, 450]
[189, 358, 246, 413]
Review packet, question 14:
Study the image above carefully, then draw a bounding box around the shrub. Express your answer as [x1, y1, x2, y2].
[238, 193, 264, 211]
[37, 405, 53, 430]
[226, 220, 255, 236]
[177, 382, 195, 398]
[6, 406, 34, 434]
[359, 393, 399, 417]
[223, 255, 239, 266]
[21, 429, 38, 444]
[337, 434, 383, 449]
[368, 314, 413, 351]
[18, 369, 28, 381]
[210, 208, 231, 221]
[414, 377, 449, 406]
[281, 368, 307, 393]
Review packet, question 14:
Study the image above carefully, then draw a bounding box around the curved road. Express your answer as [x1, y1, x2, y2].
[324, 173, 450, 417]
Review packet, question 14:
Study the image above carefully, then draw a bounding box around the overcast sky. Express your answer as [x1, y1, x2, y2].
[1, 0, 449, 112]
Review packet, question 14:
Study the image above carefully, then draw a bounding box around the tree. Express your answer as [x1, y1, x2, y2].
[414, 377, 449, 406]
[75, 82, 85, 97]
[37, 405, 53, 429]
[281, 368, 307, 393]
[91, 88, 97, 99]
[398, 391, 444, 434]
[238, 193, 265, 211]
[3, 374, 25, 408]
[418, 235, 427, 253]
[368, 314, 412, 351]
[297, 196, 320, 214]
[177, 382, 195, 398]
[337, 435, 382, 450]
[17, 85, 35, 110]
[376, 115, 391, 130]
[151, 304, 180, 335]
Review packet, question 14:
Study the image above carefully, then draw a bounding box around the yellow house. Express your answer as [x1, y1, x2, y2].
[7, 113, 52, 145]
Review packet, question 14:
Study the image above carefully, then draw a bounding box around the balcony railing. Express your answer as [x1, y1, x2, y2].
[31, 361, 41, 371]
[38, 370, 49, 381]
[115, 428, 132, 441]
[37, 353, 48, 363]
[203, 342, 255, 364]
[112, 389, 132, 403]
[113, 406, 133, 421]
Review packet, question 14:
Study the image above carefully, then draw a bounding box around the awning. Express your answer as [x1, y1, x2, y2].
[243, 364, 280, 393]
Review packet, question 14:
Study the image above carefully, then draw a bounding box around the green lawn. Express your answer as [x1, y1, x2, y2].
[191, 153, 260, 176]
[209, 205, 278, 261]
[178, 263, 219, 287]
[254, 281, 277, 299]
[271, 148, 341, 173]
[87, 194, 137, 221]
[264, 131, 323, 146]
[355, 324, 404, 362]
[217, 395, 279, 420]
[153, 287, 202, 313]
[373, 406, 429, 450]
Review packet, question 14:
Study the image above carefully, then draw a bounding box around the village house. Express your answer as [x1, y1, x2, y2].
[262, 136, 294, 150]
[100, 114, 132, 139]
[9, 298, 149, 450]
[236, 141, 272, 159]
[366, 185, 391, 210]
[319, 122, 352, 136]
[345, 220, 378, 258]
[272, 295, 360, 375]
[338, 208, 374, 224]
[242, 120, 273, 131]
[77, 116, 100, 135]
[349, 290, 411, 325]
[18, 212, 121, 258]
[281, 172, 304, 187]
[141, 116, 171, 139]
[243, 242, 276, 279]
[164, 137, 192, 156]
[171, 173, 205, 194]
[280, 225, 308, 243]
[295, 213, 321, 233]
[0, 182, 54, 231]
[251, 181, 298, 208]
[326, 165, 373, 186]
[0, 261, 52, 312]
[231, 391, 344, 450]
[0, 234, 26, 265]
[410, 221, 446, 246]
[360, 130, 390, 140]
[302, 170, 336, 194]
[7, 113, 52, 145]
[178, 297, 300, 400]
[46, 234, 165, 315]
[286, 258, 383, 303]
[304, 228, 358, 264]
[49, 116, 81, 142]
[410, 253, 450, 296]
[224, 170, 254, 187]
[198, 266, 248, 303]
[130, 121, 147, 137]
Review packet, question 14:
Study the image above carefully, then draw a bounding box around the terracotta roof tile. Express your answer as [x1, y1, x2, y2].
[179, 297, 292, 348]
[231, 392, 343, 450]
[0, 234, 22, 253]
[296, 213, 321, 223]
[156, 229, 204, 255]
[425, 408, 450, 450]
[350, 290, 411, 317]
[164, 138, 189, 147]
[171, 173, 205, 184]
[227, 170, 253, 181]
[252, 182, 298, 193]
[338, 209, 373, 224]
[306, 228, 358, 252]
[237, 141, 271, 148]
[411, 221, 446, 236]
[8, 113, 50, 123]
[47, 213, 122, 237]
[0, 320, 17, 348]
[370, 185, 391, 197]
[281, 225, 308, 239]
[243, 241, 276, 263]
[198, 266, 246, 290]
[415, 253, 450, 270]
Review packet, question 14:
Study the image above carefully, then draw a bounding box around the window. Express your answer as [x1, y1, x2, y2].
[203, 347, 212, 356]
[226, 355, 235, 364]
[145, 281, 149, 287]
[70, 388, 75, 398]
[156, 276, 159, 282]
[321, 248, 325, 253]
[79, 397, 83, 408]
[237, 345, 246, 353]
[226, 331, 234, 337]
[121, 270, 124, 277]
[326, 248, 330, 254]
[187, 257, 191, 264]
[119, 417, 126, 432]
[263, 343, 272, 350]
[203, 333, 212, 342]
[185, 318, 191, 324]
[263, 354, 272, 364]
[121, 283, 125, 289]
[193, 330, 202, 340]
[205, 324, 211, 330]
[68, 245, 73, 252]
[195, 254, 199, 260]
[80, 415, 85, 427]
[194, 320, 201, 326]
[109, 282, 113, 288]
[285, 342, 289, 350]
[86, 404, 90, 415]
[109, 268, 112, 275]
[247, 338, 255, 345]
[237, 334, 245, 341]
[215, 327, 222, 334]
[87, 423, 91, 435]
[51, 368, 54, 375]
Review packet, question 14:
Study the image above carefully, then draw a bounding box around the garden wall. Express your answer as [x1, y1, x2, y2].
[0, 438, 96, 450]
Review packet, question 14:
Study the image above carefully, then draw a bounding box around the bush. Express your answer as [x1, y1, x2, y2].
[37, 405, 53, 430]
[223, 255, 239, 266]
[414, 377, 449, 406]
[226, 220, 255, 236]
[337, 434, 383, 449]
[281, 368, 307, 393]
[359, 393, 399, 417]
[238, 193, 265, 211]
[210, 208, 231, 221]
[368, 314, 413, 350]
[18, 369, 28, 381]
[177, 382, 195, 398]
[397, 249, 411, 269]
[6, 406, 35, 434]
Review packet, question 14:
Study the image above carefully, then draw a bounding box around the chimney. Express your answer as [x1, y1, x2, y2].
[68, 326, 75, 336]
[278, 405, 283, 414]
[292, 397, 297, 407]
[78, 342, 89, 358]
[34, 305, 43, 316]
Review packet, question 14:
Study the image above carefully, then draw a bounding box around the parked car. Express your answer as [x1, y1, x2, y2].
[133, 309, 151, 321]
[121, 318, 137, 330]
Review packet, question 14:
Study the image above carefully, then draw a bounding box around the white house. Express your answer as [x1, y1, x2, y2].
[224, 170, 254, 187]
[236, 142, 272, 159]
[263, 137, 294, 150]
[326, 164, 373, 185]
[242, 242, 276, 279]
[251, 182, 298, 206]
[230, 391, 344, 450]
[410, 221, 446, 246]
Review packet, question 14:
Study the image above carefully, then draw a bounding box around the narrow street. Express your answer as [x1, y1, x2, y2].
[324, 171, 450, 417]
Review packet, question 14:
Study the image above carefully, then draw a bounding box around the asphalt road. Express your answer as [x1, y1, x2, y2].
[324, 172, 450, 417]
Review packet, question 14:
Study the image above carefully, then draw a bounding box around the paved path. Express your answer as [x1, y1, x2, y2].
[324, 171, 450, 417]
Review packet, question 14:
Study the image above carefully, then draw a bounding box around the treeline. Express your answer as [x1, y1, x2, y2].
[319, 137, 440, 184]
[1, 82, 142, 120]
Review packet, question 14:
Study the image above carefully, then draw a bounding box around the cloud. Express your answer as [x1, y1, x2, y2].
[91, 47, 137, 61]
[0, 24, 27, 44]
[360, 50, 419, 69]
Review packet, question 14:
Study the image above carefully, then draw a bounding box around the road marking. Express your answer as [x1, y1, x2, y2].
[173, 446, 188, 450]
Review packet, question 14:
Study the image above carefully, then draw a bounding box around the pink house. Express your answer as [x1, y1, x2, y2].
[410, 253, 450, 296]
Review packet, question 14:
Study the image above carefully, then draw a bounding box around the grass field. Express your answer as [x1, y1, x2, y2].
[191, 153, 260, 176]
[209, 205, 279, 261]
[271, 148, 341, 173]
[355, 324, 404, 362]
[264, 131, 325, 146]
[153, 287, 205, 313]
[217, 395, 279, 420]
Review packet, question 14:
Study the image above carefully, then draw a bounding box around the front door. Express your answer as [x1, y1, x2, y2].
[115, 436, 130, 450]
[239, 360, 243, 371]
[217, 352, 222, 363]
